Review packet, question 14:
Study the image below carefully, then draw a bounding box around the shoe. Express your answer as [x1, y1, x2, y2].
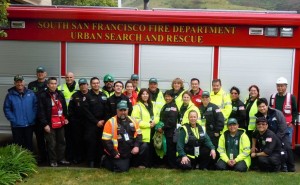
[58, 160, 70, 165]
[138, 165, 146, 169]
[50, 162, 58, 167]
[288, 168, 295, 172]
[100, 155, 107, 167]
[88, 161, 95, 168]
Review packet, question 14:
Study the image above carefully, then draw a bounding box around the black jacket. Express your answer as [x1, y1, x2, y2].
[105, 94, 133, 120]
[229, 99, 247, 129]
[160, 101, 179, 137]
[68, 90, 90, 124]
[38, 89, 68, 128]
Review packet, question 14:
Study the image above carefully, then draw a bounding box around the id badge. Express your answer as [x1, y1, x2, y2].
[194, 146, 200, 156]
[230, 153, 234, 160]
[124, 133, 130, 141]
[58, 110, 63, 117]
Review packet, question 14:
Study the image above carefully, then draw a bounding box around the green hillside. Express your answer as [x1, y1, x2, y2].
[122, 0, 300, 11]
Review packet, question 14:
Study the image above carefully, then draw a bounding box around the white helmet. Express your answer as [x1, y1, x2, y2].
[276, 77, 288, 85]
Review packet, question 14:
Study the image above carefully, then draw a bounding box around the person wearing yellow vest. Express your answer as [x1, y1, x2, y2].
[102, 101, 147, 172]
[177, 110, 216, 170]
[244, 85, 259, 138]
[57, 72, 79, 107]
[210, 79, 232, 123]
[102, 74, 115, 97]
[131, 88, 160, 167]
[130, 74, 140, 93]
[269, 77, 298, 144]
[169, 78, 185, 109]
[179, 91, 201, 125]
[57, 72, 79, 162]
[216, 118, 251, 172]
[148, 78, 165, 114]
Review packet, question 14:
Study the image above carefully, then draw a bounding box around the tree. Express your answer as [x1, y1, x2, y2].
[52, 0, 117, 6]
[0, 0, 9, 38]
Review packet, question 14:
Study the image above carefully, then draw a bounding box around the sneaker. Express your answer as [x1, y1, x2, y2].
[138, 165, 146, 169]
[50, 162, 58, 167]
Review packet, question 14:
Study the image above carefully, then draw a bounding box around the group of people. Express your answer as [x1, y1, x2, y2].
[3, 67, 298, 173]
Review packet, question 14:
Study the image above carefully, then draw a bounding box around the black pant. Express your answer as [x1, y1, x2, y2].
[34, 122, 47, 161]
[281, 135, 295, 171]
[44, 127, 66, 163]
[85, 124, 103, 163]
[216, 159, 248, 172]
[71, 121, 85, 162]
[177, 146, 211, 170]
[257, 154, 281, 172]
[165, 136, 177, 169]
[11, 125, 34, 152]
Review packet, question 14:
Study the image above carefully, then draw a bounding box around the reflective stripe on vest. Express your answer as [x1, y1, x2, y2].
[271, 93, 292, 123]
[109, 117, 118, 149]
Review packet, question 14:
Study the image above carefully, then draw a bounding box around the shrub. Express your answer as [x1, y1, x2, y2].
[0, 144, 37, 184]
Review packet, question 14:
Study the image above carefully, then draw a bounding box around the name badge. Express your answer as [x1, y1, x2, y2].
[194, 146, 200, 157]
[58, 110, 63, 117]
[124, 133, 130, 141]
[230, 153, 234, 160]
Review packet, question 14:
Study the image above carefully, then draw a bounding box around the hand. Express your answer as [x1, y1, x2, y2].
[181, 156, 190, 165]
[251, 147, 257, 153]
[131, 147, 139, 155]
[44, 125, 51, 133]
[227, 160, 236, 167]
[114, 153, 120, 159]
[210, 149, 216, 159]
[64, 119, 69, 125]
[150, 121, 155, 128]
[251, 153, 256, 158]
[97, 120, 105, 128]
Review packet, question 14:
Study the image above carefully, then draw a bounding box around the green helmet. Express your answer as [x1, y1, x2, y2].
[103, 74, 114, 82]
[227, 118, 238, 125]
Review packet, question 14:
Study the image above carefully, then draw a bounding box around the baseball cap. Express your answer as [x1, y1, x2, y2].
[149, 78, 158, 84]
[14, 75, 24, 82]
[256, 117, 268, 124]
[202, 91, 210, 97]
[78, 78, 88, 85]
[117, 100, 128, 110]
[131, 74, 139, 80]
[227, 118, 238, 125]
[36, 66, 46, 73]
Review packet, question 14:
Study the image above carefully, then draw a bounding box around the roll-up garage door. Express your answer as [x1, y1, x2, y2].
[67, 43, 134, 81]
[0, 41, 60, 133]
[140, 45, 214, 92]
[219, 47, 294, 101]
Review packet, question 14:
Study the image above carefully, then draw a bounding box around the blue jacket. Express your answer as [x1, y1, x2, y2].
[3, 87, 37, 127]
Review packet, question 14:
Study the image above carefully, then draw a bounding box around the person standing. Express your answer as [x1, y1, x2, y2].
[106, 81, 133, 119]
[229, 86, 247, 130]
[148, 78, 165, 114]
[68, 78, 90, 164]
[57, 72, 78, 162]
[251, 117, 282, 172]
[3, 75, 37, 152]
[269, 77, 298, 144]
[190, 78, 203, 107]
[169, 78, 185, 109]
[159, 90, 179, 168]
[216, 118, 251, 172]
[84, 77, 107, 167]
[179, 91, 201, 125]
[123, 80, 138, 106]
[130, 74, 140, 93]
[255, 98, 295, 172]
[102, 101, 147, 172]
[38, 77, 70, 167]
[210, 79, 232, 123]
[28, 66, 48, 164]
[102, 74, 115, 97]
[199, 91, 225, 148]
[244, 85, 260, 138]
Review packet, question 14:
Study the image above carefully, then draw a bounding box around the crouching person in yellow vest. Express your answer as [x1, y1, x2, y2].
[102, 101, 148, 172]
[216, 118, 251, 172]
[177, 110, 216, 170]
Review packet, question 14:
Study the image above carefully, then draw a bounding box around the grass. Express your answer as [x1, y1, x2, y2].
[21, 167, 300, 185]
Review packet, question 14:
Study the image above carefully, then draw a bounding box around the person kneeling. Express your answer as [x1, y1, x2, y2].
[216, 118, 251, 172]
[177, 110, 216, 170]
[102, 101, 148, 172]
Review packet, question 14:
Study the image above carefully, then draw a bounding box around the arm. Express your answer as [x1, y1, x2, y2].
[131, 105, 150, 129]
[291, 95, 298, 123]
[275, 110, 288, 140]
[235, 133, 251, 163]
[3, 94, 15, 123]
[176, 127, 187, 157]
[222, 94, 232, 120]
[102, 120, 119, 157]
[214, 107, 225, 132]
[217, 134, 230, 163]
